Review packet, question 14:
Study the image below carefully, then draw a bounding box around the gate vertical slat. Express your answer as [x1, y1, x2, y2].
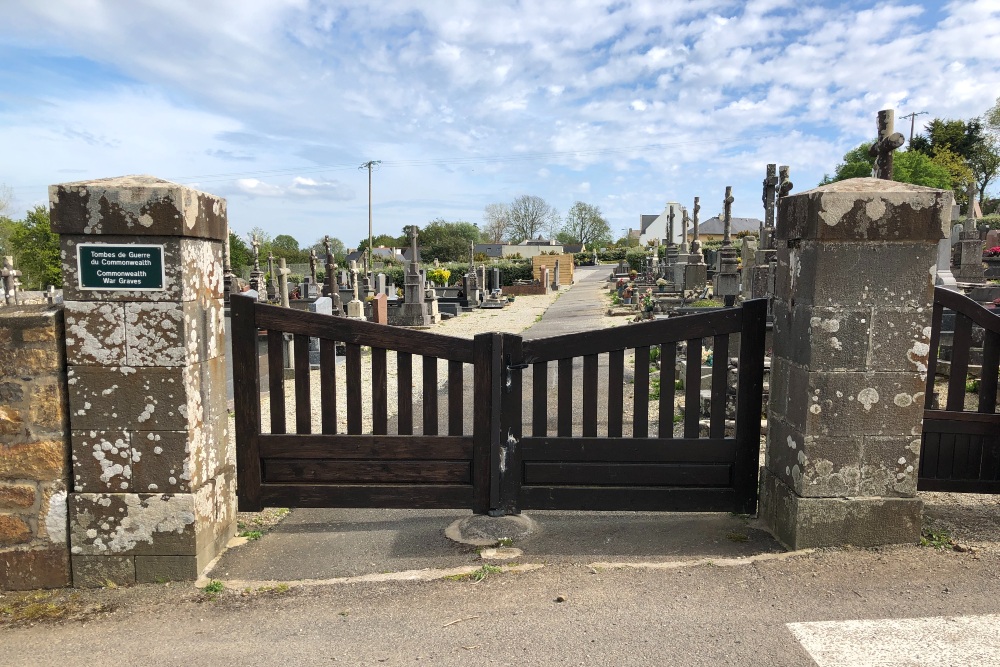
[582, 354, 598, 437]
[979, 331, 999, 414]
[448, 361, 464, 436]
[920, 431, 940, 478]
[372, 347, 388, 435]
[946, 314, 973, 411]
[684, 338, 702, 438]
[608, 349, 624, 438]
[397, 352, 413, 435]
[500, 334, 524, 513]
[473, 333, 498, 514]
[659, 343, 677, 438]
[532, 362, 547, 437]
[558, 358, 573, 437]
[423, 356, 439, 435]
[294, 334, 311, 434]
[346, 343, 363, 434]
[733, 298, 767, 514]
[319, 338, 337, 434]
[232, 295, 263, 511]
[938, 433, 956, 480]
[924, 300, 944, 409]
[634, 346, 650, 438]
[268, 332, 286, 435]
[709, 335, 729, 438]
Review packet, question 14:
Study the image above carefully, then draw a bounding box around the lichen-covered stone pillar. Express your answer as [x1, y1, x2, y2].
[50, 175, 235, 586]
[760, 177, 951, 550]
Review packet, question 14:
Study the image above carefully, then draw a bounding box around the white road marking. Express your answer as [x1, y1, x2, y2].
[788, 614, 1000, 666]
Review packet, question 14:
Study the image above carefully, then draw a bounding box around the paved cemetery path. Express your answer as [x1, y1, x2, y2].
[522, 264, 613, 339]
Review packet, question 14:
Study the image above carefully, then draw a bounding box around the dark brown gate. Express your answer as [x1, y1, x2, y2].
[919, 287, 1000, 493]
[231, 294, 767, 515]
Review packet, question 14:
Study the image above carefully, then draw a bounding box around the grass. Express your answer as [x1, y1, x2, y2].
[726, 532, 749, 543]
[0, 593, 67, 623]
[688, 299, 721, 308]
[239, 530, 264, 541]
[965, 378, 980, 394]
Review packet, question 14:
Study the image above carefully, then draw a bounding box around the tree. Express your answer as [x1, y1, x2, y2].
[412, 219, 480, 262]
[506, 195, 560, 243]
[927, 146, 974, 206]
[557, 202, 613, 247]
[912, 118, 984, 161]
[357, 233, 404, 254]
[8, 205, 61, 289]
[271, 234, 308, 263]
[971, 130, 1000, 209]
[481, 203, 510, 243]
[310, 237, 346, 263]
[229, 232, 251, 271]
[820, 141, 951, 190]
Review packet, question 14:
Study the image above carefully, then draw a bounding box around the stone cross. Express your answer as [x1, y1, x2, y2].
[692, 197, 701, 243]
[762, 163, 778, 249]
[680, 209, 690, 251]
[266, 252, 278, 301]
[351, 265, 360, 302]
[868, 109, 905, 180]
[722, 186, 734, 244]
[668, 207, 676, 246]
[309, 248, 318, 284]
[277, 258, 291, 308]
[223, 230, 235, 304]
[2, 255, 22, 306]
[408, 224, 420, 267]
[251, 234, 261, 271]
[965, 183, 978, 224]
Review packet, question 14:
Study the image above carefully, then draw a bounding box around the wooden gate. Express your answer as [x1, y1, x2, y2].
[231, 294, 767, 515]
[919, 287, 1000, 493]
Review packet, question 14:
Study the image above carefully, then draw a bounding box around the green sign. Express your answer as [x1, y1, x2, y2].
[77, 244, 166, 291]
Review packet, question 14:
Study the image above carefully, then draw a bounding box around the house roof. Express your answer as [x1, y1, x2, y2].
[562, 243, 586, 254]
[690, 216, 762, 236]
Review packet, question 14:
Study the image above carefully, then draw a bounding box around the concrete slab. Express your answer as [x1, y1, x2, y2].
[209, 508, 783, 582]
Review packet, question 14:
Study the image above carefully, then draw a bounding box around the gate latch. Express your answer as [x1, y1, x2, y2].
[505, 355, 529, 393]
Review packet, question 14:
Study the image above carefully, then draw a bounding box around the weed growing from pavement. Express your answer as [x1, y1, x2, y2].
[447, 565, 503, 582]
[920, 528, 955, 549]
[239, 530, 263, 540]
[726, 532, 749, 543]
[496, 537, 514, 547]
[203, 580, 225, 595]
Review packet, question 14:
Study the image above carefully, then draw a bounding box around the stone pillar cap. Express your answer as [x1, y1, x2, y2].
[776, 177, 951, 243]
[49, 175, 227, 241]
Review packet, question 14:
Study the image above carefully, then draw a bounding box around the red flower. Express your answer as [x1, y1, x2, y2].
[986, 246, 1000, 257]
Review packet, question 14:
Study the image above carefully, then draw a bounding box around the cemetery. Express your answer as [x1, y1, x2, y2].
[0, 109, 998, 594]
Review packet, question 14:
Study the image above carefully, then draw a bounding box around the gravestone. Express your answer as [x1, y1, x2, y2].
[397, 225, 432, 326]
[346, 266, 364, 319]
[955, 184, 986, 283]
[307, 297, 333, 368]
[371, 293, 388, 324]
[491, 267, 500, 293]
[50, 175, 234, 584]
[300, 276, 319, 300]
[740, 236, 758, 299]
[760, 177, 948, 550]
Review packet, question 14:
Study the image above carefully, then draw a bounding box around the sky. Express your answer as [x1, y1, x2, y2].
[2, 0, 999, 249]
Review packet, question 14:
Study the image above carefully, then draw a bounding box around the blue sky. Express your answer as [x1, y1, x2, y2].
[2, 0, 999, 248]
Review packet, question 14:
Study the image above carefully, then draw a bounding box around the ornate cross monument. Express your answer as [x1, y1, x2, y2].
[956, 183, 986, 283]
[762, 163, 778, 250]
[684, 196, 708, 291]
[309, 248, 318, 285]
[398, 225, 432, 325]
[715, 186, 740, 306]
[249, 234, 264, 297]
[1, 256, 22, 306]
[266, 252, 278, 301]
[869, 109, 906, 180]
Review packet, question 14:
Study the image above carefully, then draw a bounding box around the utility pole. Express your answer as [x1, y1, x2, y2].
[359, 160, 382, 275]
[900, 111, 928, 145]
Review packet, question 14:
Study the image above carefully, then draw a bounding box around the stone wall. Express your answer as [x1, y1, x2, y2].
[0, 305, 71, 590]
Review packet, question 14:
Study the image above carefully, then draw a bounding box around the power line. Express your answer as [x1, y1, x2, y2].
[359, 160, 381, 274]
[899, 111, 928, 144]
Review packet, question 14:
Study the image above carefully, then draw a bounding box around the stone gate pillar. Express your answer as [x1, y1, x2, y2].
[50, 176, 235, 585]
[760, 178, 951, 549]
